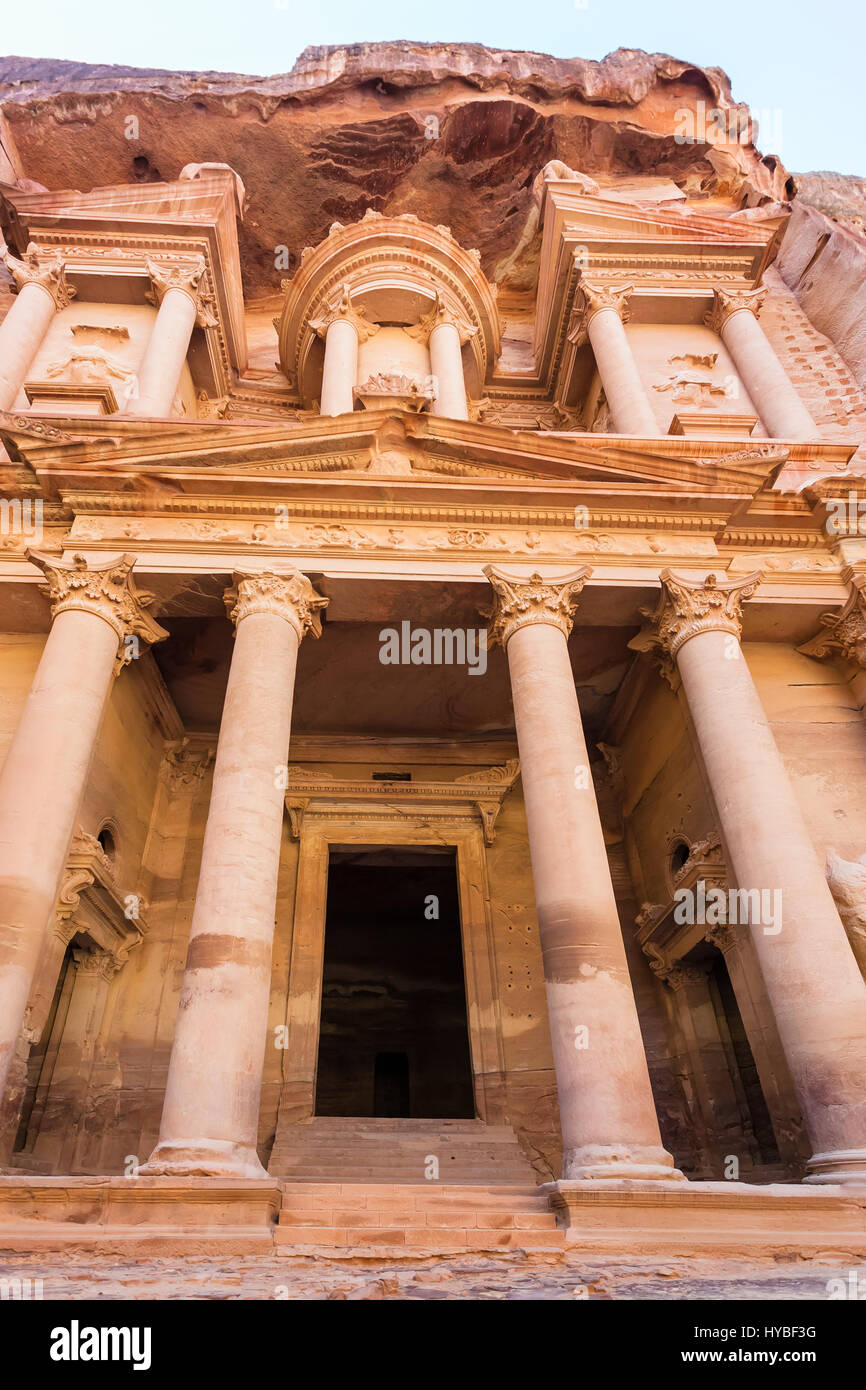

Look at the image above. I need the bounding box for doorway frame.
[274,816,509,1130]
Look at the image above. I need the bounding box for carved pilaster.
[310,282,379,344]
[26,551,168,661]
[3,243,76,310]
[640,569,762,664]
[798,568,866,667]
[406,292,478,347]
[145,255,218,329]
[704,285,767,335]
[482,565,590,648]
[567,281,634,346]
[224,569,329,640]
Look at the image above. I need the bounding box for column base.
[138,1138,269,1181]
[802,1149,866,1186]
[562,1143,685,1182]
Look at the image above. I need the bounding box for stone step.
[273,1225,566,1251]
[273,1179,566,1253]
[268,1118,538,1184]
[278,1182,550,1211]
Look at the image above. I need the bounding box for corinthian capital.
[798,568,866,667]
[704,285,767,335]
[483,565,590,647]
[3,243,76,310]
[146,255,218,328]
[225,569,329,640]
[567,281,633,346]
[641,569,762,663]
[310,282,379,344]
[26,551,168,656]
[406,292,478,347]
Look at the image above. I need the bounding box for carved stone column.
[705,287,816,440]
[312,285,379,417]
[142,569,327,1179]
[123,256,217,418]
[644,570,866,1183]
[567,281,660,436]
[0,553,166,1112]
[409,294,477,421]
[484,566,682,1182]
[0,245,76,410]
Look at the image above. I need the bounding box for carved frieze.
[284,761,520,845]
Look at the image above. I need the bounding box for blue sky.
[1,0,863,174]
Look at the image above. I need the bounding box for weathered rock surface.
[0,42,795,299]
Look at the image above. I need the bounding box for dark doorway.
[708,952,781,1166]
[315,847,475,1118]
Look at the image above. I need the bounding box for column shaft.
[319,318,359,416]
[586,309,660,436]
[720,309,816,439]
[429,320,469,420]
[0,283,57,410]
[142,570,326,1179]
[486,567,680,1182]
[676,628,866,1181]
[125,288,197,418]
[0,553,164,1110]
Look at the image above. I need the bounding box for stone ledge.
[543,1179,866,1256]
[0,1177,281,1254]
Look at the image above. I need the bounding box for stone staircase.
[267,1116,538,1184]
[268,1118,564,1252]
[274,1180,564,1252]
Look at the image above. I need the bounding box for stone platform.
[1,1175,866,1259]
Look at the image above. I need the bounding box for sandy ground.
[1,1248,861,1300]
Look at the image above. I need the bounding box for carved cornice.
[3,242,76,310]
[798,568,866,666]
[636,830,731,969]
[640,569,762,663]
[145,254,218,329]
[406,292,478,347]
[26,551,168,658]
[567,281,634,346]
[483,566,590,647]
[55,827,147,971]
[644,947,709,992]
[309,282,379,345]
[285,760,520,845]
[162,737,216,791]
[704,285,767,335]
[224,568,329,640]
